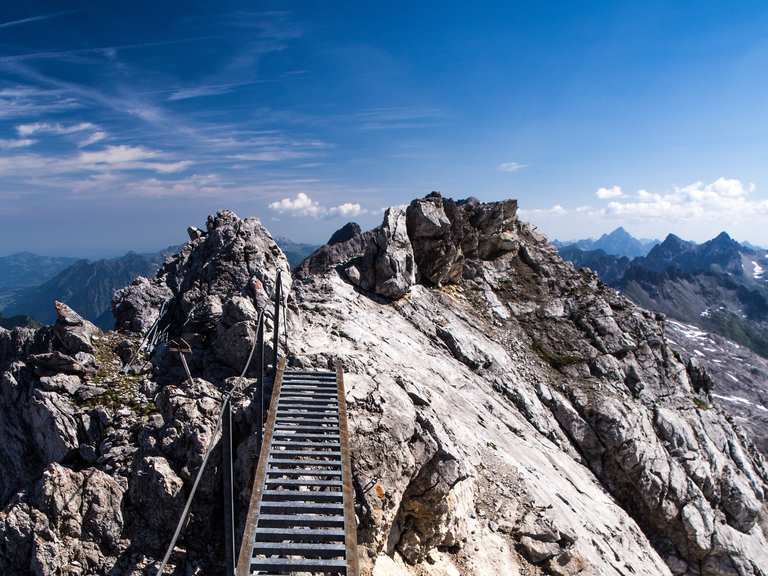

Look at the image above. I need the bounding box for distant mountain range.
[275,237,321,268]
[554,226,660,258]
[558,229,768,358]
[0,252,78,289]
[1,250,176,329]
[0,237,319,329]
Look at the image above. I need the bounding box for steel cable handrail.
[154,270,288,575]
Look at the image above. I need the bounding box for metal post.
[272,271,282,374]
[257,313,265,451]
[169,339,194,386]
[222,396,235,575]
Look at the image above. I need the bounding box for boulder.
[349,206,416,299]
[128,456,184,533]
[112,276,172,334]
[53,301,101,355]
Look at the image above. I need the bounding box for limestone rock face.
[346,207,416,299]
[292,193,768,576]
[1,199,766,576]
[112,276,173,334]
[0,464,125,575]
[53,301,101,354]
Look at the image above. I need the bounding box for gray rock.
[38,373,82,395]
[349,206,416,299]
[187,226,204,240]
[53,301,101,355]
[128,456,184,534]
[30,351,85,376]
[329,222,361,245]
[112,276,172,334]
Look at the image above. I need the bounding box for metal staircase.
[237,364,359,576]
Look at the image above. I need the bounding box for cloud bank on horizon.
[1,2,768,255]
[521,177,768,243]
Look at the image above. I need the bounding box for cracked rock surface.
[1,198,766,575]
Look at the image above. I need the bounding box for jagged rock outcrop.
[0,197,766,576]
[291,193,768,575]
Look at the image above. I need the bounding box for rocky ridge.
[0,195,766,575]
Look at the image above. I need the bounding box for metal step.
[259,501,344,514]
[253,527,345,542]
[272,432,340,439]
[269,458,342,467]
[279,396,337,403]
[272,441,341,449]
[277,405,338,413]
[267,468,342,477]
[269,450,341,458]
[257,514,345,528]
[250,558,346,574]
[264,478,343,487]
[252,541,346,558]
[262,490,343,502]
[282,380,337,387]
[276,416,338,423]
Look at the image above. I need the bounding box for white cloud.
[596,185,623,199]
[518,204,568,216]
[78,145,159,165]
[497,161,527,173]
[230,150,314,162]
[328,202,363,217]
[168,85,233,101]
[269,192,323,217]
[17,121,95,136]
[0,138,35,149]
[78,146,193,173]
[0,145,192,177]
[0,86,81,119]
[78,130,107,148]
[600,177,765,220]
[0,10,77,30]
[269,192,366,218]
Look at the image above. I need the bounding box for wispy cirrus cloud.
[0,145,192,176]
[230,150,315,162]
[0,37,218,64]
[0,85,80,118]
[168,84,238,101]
[0,10,77,30]
[497,161,527,173]
[16,121,95,136]
[355,107,445,130]
[269,192,365,218]
[0,138,35,149]
[78,130,107,148]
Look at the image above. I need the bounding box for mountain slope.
[560,232,768,359]
[556,226,659,258]
[664,319,768,455]
[274,236,321,268]
[4,249,174,328]
[0,199,765,575]
[557,245,631,284]
[0,252,78,289]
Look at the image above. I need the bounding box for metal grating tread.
[242,368,357,576]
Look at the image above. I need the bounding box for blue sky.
[2,1,768,256]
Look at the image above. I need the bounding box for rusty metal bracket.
[169,338,194,386]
